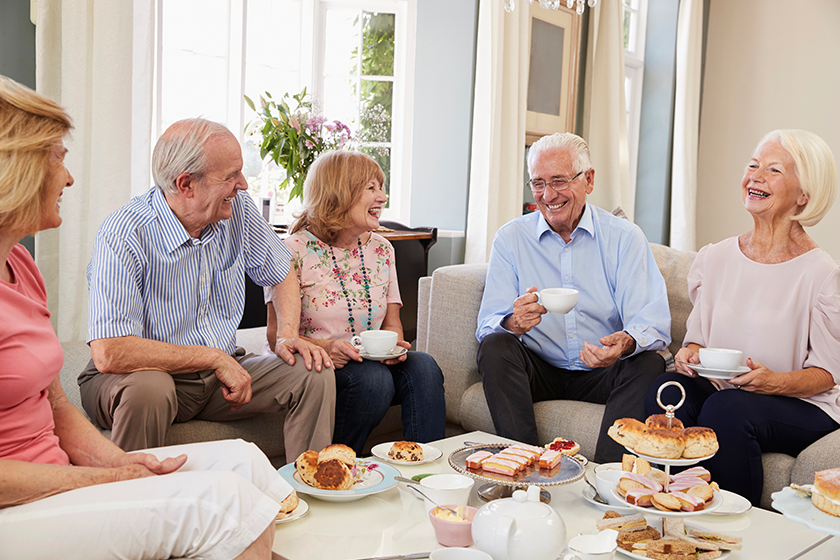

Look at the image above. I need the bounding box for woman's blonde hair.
[291,150,385,244]
[0,76,73,234]
[757,129,837,227]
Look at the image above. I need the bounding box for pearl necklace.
[329,237,373,335]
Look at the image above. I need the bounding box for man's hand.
[505,287,546,335]
[275,337,332,372]
[580,331,636,369]
[212,353,253,411]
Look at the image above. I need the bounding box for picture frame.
[525,3,582,145]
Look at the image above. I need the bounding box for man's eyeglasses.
[527,170,584,193]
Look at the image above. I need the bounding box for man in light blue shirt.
[80,118,335,461]
[476,132,670,462]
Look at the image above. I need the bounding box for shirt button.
[564,276,569,281]
[564,248,569,252]
[569,333,574,338]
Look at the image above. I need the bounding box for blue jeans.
[333,351,446,454]
[646,372,839,506]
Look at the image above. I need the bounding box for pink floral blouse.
[282,230,402,341]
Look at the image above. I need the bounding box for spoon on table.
[583,476,608,505]
[406,485,468,521]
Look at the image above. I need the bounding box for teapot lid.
[486,486,554,520]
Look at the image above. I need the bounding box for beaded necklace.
[329,237,373,335]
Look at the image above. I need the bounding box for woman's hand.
[675,346,701,377]
[112,452,188,477]
[382,340,411,365]
[326,339,362,369]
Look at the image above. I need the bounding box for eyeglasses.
[527,170,584,193]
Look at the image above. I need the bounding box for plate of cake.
[448,440,585,487]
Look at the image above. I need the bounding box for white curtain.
[464,0,530,264]
[669,0,703,251]
[35,0,154,342]
[580,1,632,220]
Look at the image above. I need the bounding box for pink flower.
[290,117,301,133]
[305,140,314,149]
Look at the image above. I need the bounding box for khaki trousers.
[78,349,335,460]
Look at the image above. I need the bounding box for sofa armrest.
[417,276,432,353]
[423,263,488,427]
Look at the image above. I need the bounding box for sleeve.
[803,267,840,383]
[475,229,521,341]
[682,244,709,348]
[86,231,145,343]
[383,240,402,306]
[240,193,293,287]
[613,226,671,356]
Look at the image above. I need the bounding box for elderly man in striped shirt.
[78,118,336,461]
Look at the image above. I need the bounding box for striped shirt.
[86,187,291,354]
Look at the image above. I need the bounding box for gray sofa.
[415,242,840,509]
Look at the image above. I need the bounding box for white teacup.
[419,474,475,515]
[699,348,743,371]
[565,530,618,560]
[594,464,625,507]
[351,330,398,355]
[537,288,579,314]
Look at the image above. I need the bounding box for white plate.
[623,446,715,466]
[275,498,309,524]
[677,360,751,379]
[278,458,399,503]
[370,442,443,465]
[582,484,637,514]
[772,486,840,537]
[360,346,408,361]
[710,489,752,515]
[615,521,732,560]
[610,482,723,517]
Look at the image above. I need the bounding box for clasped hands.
[506,286,634,368]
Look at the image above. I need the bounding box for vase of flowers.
[245,88,351,203]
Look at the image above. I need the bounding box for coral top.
[0,245,69,465]
[284,230,402,341]
[684,237,840,423]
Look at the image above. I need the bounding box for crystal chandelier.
[504,0,597,15]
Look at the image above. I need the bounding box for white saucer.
[772,486,840,537]
[360,346,408,361]
[710,489,752,515]
[581,484,637,514]
[275,498,309,524]
[677,360,750,379]
[370,442,443,465]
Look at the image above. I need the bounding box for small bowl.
[699,348,743,371]
[428,505,478,547]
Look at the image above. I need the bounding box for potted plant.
[245,88,352,202]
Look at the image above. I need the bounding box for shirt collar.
[535,203,595,241]
[150,187,194,253]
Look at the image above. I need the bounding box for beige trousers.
[78,349,335,460]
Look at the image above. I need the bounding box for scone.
[319,443,356,467]
[388,441,424,462]
[646,414,684,432]
[812,468,840,517]
[607,418,648,449]
[277,489,299,516]
[295,450,320,487]
[681,427,719,458]
[634,429,685,459]
[313,458,354,490]
[545,437,581,456]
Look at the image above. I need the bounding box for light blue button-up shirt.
[476,204,670,370]
[87,187,292,355]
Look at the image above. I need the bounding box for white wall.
[697,0,840,258]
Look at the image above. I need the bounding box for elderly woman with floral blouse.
[266,150,445,454]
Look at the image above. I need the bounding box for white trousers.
[0,439,292,560]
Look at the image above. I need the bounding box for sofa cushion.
[649,243,697,357]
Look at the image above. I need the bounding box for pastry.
[812,468,840,517]
[295,450,320,487]
[646,414,684,432]
[388,441,424,462]
[680,427,719,458]
[651,492,683,512]
[312,458,354,490]
[538,449,563,469]
[607,418,648,449]
[634,429,686,459]
[278,489,299,514]
[545,436,581,456]
[466,450,493,469]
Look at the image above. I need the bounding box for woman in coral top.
[266,150,445,454]
[646,130,840,506]
[0,76,292,560]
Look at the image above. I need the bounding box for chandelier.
[504,0,597,15]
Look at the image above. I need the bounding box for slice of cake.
[539,449,563,469]
[466,450,493,469]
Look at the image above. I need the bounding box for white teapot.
[471,485,566,560]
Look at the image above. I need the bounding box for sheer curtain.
[464,0,530,264]
[580,1,632,220]
[669,0,703,251]
[35,0,154,342]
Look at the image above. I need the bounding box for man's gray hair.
[527,132,593,175]
[152,118,232,194]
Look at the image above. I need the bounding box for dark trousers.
[477,332,665,463]
[646,372,840,506]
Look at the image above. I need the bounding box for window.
[622,0,648,194]
[155,0,415,223]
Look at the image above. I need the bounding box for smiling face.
[188,132,247,232]
[742,139,807,222]
[38,141,74,232]
[346,178,387,236]
[530,147,594,240]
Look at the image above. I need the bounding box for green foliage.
[244,88,351,201]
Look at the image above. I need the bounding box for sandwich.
[686,529,743,551]
[633,538,721,560]
[617,526,661,551]
[812,468,840,517]
[595,511,648,532]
